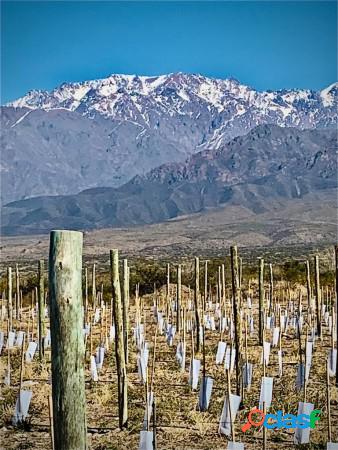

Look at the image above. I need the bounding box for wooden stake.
[194,257,201,353]
[92,264,96,310]
[327,360,332,441]
[221,263,225,304]
[166,262,170,301]
[191,328,195,363]
[177,264,182,332]
[259,258,264,346]
[7,319,11,386]
[15,264,20,320]
[263,402,267,450]
[239,257,243,290]
[314,255,321,338]
[150,328,158,393]
[7,267,12,331]
[48,395,55,450]
[269,264,273,315]
[18,333,25,417]
[38,260,45,360]
[84,267,88,321]
[49,230,87,449]
[204,260,208,311]
[152,398,157,450]
[110,249,128,429]
[306,260,311,312]
[230,245,241,396]
[226,368,235,442]
[122,258,129,364]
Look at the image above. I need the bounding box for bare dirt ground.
[0,278,337,450]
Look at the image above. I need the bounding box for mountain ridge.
[2,124,336,236]
[2,73,337,205]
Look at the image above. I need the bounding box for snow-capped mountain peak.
[2,73,337,205]
[320,82,338,107]
[7,73,337,134]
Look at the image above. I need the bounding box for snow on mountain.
[2,73,337,205]
[8,73,337,128]
[320,82,338,107]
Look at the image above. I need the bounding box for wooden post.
[84,267,88,320]
[49,230,87,450]
[166,263,170,300]
[7,320,11,386]
[230,245,241,396]
[259,258,265,346]
[218,266,222,305]
[314,255,321,338]
[269,263,273,315]
[194,257,201,353]
[221,263,225,304]
[18,333,25,417]
[7,267,12,331]
[204,260,208,311]
[152,398,157,450]
[15,264,20,320]
[177,264,182,332]
[239,257,243,290]
[122,258,129,364]
[38,260,45,360]
[48,395,55,450]
[226,369,235,442]
[327,361,332,441]
[92,264,96,309]
[263,402,267,450]
[110,249,128,429]
[20,290,23,316]
[306,260,311,311]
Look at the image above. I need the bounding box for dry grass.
[0,278,337,450]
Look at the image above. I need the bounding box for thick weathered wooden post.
[177,264,182,332]
[38,260,46,360]
[7,267,12,330]
[230,245,241,395]
[194,257,201,353]
[259,258,264,346]
[49,230,87,450]
[314,255,321,338]
[110,249,128,429]
[122,258,129,364]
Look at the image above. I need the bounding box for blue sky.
[1,1,337,103]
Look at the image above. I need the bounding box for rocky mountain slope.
[2,73,337,204]
[2,125,336,235]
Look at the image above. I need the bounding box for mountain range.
[2,124,336,236]
[1,73,337,206]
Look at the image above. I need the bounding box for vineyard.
[0,230,337,450]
